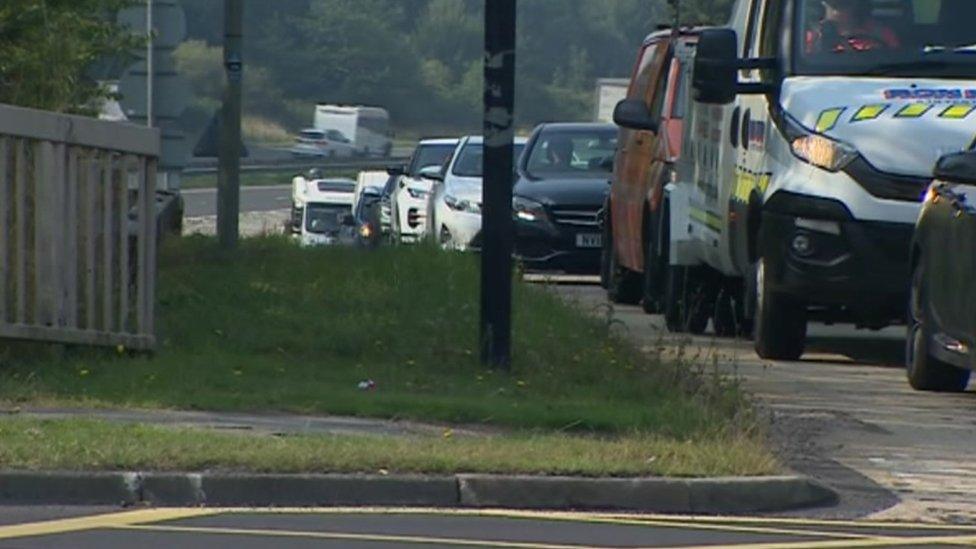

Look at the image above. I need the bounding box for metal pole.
[480,0,517,370]
[145,0,154,127]
[217,0,243,250]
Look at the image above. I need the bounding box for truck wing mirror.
[693,28,776,105]
[613,99,659,132]
[934,151,976,185]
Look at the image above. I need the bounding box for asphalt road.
[556,284,976,523]
[182,185,292,217]
[4,507,976,548]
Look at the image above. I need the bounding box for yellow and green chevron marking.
[815,102,976,128]
[940,104,976,119]
[815,108,845,132]
[851,104,889,122]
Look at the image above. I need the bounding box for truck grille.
[551,207,601,228]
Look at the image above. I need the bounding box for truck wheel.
[906,262,970,392]
[641,216,663,314]
[664,266,710,334]
[754,258,807,360]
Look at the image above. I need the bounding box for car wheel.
[663,266,710,334]
[753,257,807,360]
[906,262,970,392]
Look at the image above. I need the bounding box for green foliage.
[0,237,756,437]
[0,0,140,112]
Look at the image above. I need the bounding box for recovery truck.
[614,0,976,360]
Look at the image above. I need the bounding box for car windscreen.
[299,130,325,141]
[524,128,618,178]
[305,203,350,233]
[795,0,976,78]
[451,143,526,178]
[407,144,456,177]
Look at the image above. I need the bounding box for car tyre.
[641,213,663,315]
[663,266,710,334]
[906,262,970,392]
[753,257,807,360]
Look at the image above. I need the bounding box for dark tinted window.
[408,144,456,176]
[452,143,526,178]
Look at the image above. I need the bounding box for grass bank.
[0,418,776,477]
[0,237,774,476]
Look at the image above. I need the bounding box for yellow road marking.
[115,524,614,549]
[196,507,976,532]
[570,516,880,541]
[0,508,218,540]
[664,534,976,548]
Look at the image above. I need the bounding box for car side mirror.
[934,151,976,185]
[693,28,777,105]
[613,99,659,132]
[419,165,444,182]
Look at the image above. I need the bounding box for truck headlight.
[786,114,858,172]
[445,194,480,213]
[512,196,548,223]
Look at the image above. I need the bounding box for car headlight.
[786,114,858,172]
[407,187,429,200]
[512,196,548,223]
[445,194,481,214]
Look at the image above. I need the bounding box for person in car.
[807,0,900,53]
[545,136,575,170]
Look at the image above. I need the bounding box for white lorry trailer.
[616,0,976,360]
[314,104,392,157]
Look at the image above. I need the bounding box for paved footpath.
[555,284,976,524]
[4,507,976,548]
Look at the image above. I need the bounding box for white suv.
[425,136,527,251]
[391,138,458,244]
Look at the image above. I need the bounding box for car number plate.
[576,233,602,248]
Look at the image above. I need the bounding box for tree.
[0,0,139,112]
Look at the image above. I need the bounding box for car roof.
[535,122,616,132]
[461,136,529,146]
[418,138,460,146]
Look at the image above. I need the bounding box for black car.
[347,187,384,249]
[512,123,617,274]
[907,151,976,393]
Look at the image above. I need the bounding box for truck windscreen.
[794,0,976,78]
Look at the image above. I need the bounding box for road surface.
[556,284,976,523]
[182,185,292,218]
[3,507,976,548]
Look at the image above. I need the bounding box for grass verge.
[0,418,777,477]
[0,237,775,476]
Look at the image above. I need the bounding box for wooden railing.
[0,103,160,350]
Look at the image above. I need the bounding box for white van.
[615,0,976,360]
[314,104,392,157]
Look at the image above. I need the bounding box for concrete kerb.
[0,472,836,512]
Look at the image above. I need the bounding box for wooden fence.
[0,103,160,350]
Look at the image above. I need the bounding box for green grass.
[0,236,773,476]
[0,418,777,477]
[181,169,359,190]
